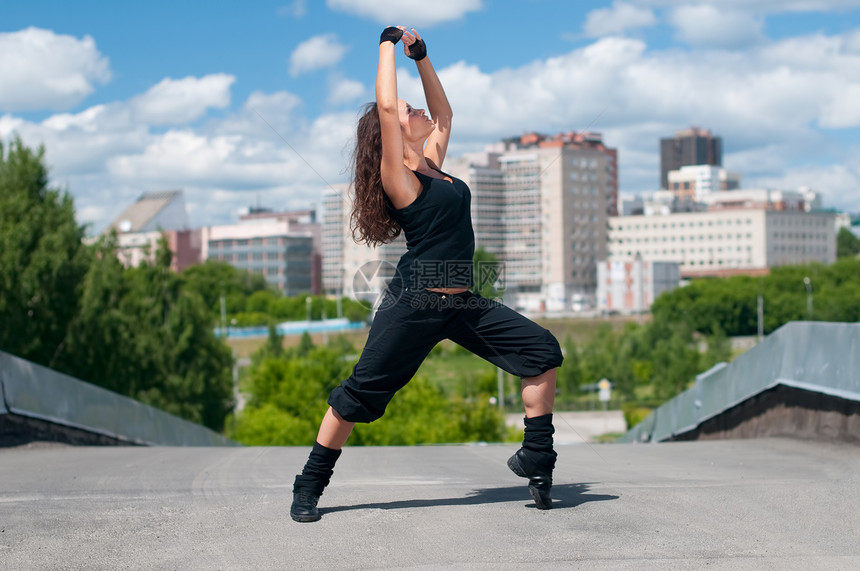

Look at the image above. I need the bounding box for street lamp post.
[803,277,813,320]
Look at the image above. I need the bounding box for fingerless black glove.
[407,38,427,61]
[380,26,403,45]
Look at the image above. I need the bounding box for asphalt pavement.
[1,438,859,570]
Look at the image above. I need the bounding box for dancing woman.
[291,26,563,522]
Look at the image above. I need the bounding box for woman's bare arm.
[403,29,452,168]
[377,28,420,209]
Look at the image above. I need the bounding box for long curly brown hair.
[349,102,402,247]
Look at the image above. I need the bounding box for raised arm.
[402,29,452,169]
[376,27,420,209]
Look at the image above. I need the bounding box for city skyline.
[2,0,859,233]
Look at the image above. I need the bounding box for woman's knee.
[537,329,564,369]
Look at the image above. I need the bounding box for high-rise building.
[320,132,617,312]
[447,132,616,312]
[660,127,722,189]
[321,184,405,299]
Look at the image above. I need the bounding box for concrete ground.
[1,438,859,570]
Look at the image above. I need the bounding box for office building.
[202,221,313,296]
[608,208,837,278]
[236,207,322,294]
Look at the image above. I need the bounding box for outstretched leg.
[508,368,558,510]
[290,408,355,523]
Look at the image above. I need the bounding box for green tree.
[649,324,701,401]
[230,343,512,446]
[579,322,617,387]
[61,234,235,431]
[557,336,583,398]
[837,227,860,259]
[230,344,350,445]
[350,376,509,445]
[0,137,89,365]
[181,260,268,316]
[472,247,503,298]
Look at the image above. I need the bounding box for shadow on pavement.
[322,483,618,514]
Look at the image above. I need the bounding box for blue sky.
[2,0,859,232]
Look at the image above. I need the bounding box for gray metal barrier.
[620,321,860,443]
[0,350,238,446]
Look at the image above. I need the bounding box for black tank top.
[388,170,475,289]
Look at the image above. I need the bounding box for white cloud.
[289,34,349,76]
[821,86,860,128]
[130,74,235,125]
[233,90,304,136]
[670,5,765,48]
[277,0,307,18]
[0,27,111,112]
[746,162,860,212]
[584,2,657,37]
[6,20,860,232]
[843,28,860,54]
[327,77,366,105]
[634,0,860,13]
[326,0,482,27]
[391,29,860,212]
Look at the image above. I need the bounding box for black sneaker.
[290,490,321,522]
[507,448,553,510]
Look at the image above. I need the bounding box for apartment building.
[608,208,837,277]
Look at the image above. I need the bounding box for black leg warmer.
[522,413,557,468]
[293,441,342,495]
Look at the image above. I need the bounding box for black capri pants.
[328,285,564,423]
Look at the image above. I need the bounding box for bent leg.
[445,295,562,510]
[446,295,563,380]
[522,367,557,417]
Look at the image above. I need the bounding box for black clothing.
[293,442,342,495]
[327,285,563,423]
[388,171,475,289]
